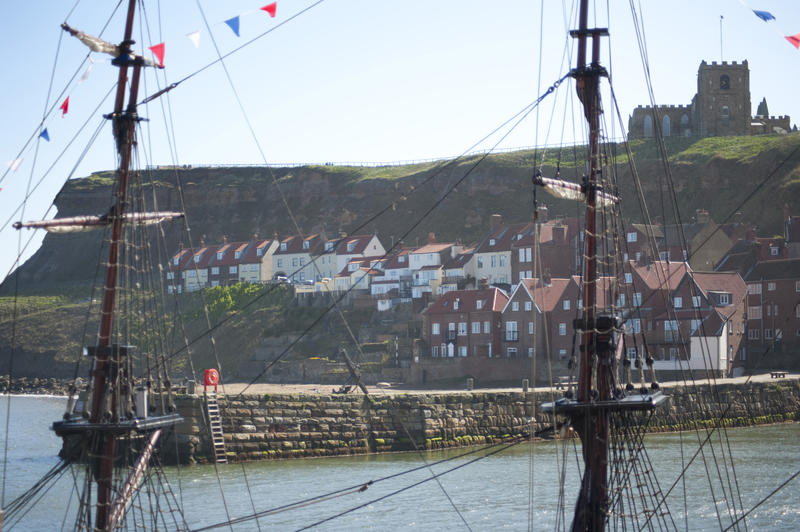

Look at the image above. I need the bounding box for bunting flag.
[786,33,800,49]
[149,42,165,67]
[79,58,93,83]
[752,10,775,22]
[225,16,241,36]
[40,128,50,142]
[187,30,201,48]
[261,3,277,17]
[59,96,69,116]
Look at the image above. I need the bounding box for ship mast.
[571,0,611,529]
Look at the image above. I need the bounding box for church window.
[720,74,730,89]
[643,115,653,137]
[662,115,671,137]
[721,105,730,119]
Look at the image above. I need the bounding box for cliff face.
[12,135,800,287]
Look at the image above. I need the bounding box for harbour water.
[2,395,798,530]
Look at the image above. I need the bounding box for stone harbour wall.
[168,378,800,464]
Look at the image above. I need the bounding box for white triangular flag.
[7,159,23,172]
[79,57,94,83]
[187,31,201,48]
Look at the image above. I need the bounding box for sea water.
[2,395,798,531]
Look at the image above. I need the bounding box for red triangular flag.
[149,43,165,67]
[60,96,69,116]
[261,2,277,17]
[786,33,800,49]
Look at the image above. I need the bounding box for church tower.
[694,60,751,136]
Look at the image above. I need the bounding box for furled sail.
[61,22,163,68]
[534,175,618,208]
[13,211,184,233]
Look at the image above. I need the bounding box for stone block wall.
[170,379,799,464]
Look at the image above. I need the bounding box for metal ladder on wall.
[204,392,228,464]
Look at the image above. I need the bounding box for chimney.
[490,214,502,231]
[479,277,489,288]
[253,232,259,240]
[222,235,228,244]
[695,209,710,224]
[537,204,548,222]
[427,232,436,244]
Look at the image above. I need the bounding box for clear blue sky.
[1,0,799,279]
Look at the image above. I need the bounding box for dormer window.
[173,257,180,265]
[325,242,333,251]
[454,299,460,310]
[349,263,359,272]
[235,251,242,259]
[476,300,483,310]
[489,239,496,246]
[399,256,406,263]
[194,255,200,263]
[280,242,287,251]
[257,248,263,256]
[347,242,356,252]
[624,273,632,284]
[303,241,310,250]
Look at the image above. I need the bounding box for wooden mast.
[571,0,611,530]
[89,0,141,528]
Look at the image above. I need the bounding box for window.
[235,250,242,259]
[302,241,310,250]
[489,239,496,246]
[633,293,642,307]
[477,257,484,268]
[578,299,583,309]
[512,302,519,312]
[300,258,305,266]
[623,253,629,262]
[187,270,196,277]
[507,347,518,358]
[491,256,497,267]
[432,323,440,335]
[674,296,683,308]
[472,322,481,334]
[292,258,299,267]
[459,346,467,357]
[166,272,174,279]
[635,252,641,261]
[764,329,773,340]
[617,293,626,307]
[729,321,734,335]
[483,321,490,334]
[665,320,679,342]
[770,247,779,256]
[257,248,263,256]
[528,348,534,358]
[720,74,730,89]
[563,299,571,310]
[280,242,287,251]
[692,296,701,308]
[559,323,566,336]
[347,242,355,252]
[690,319,701,334]
[669,347,679,361]
[210,266,219,275]
[719,293,731,305]
[748,329,760,340]
[524,301,532,311]
[518,248,525,262]
[499,256,506,267]
[432,345,439,357]
[229,266,237,274]
[559,349,567,359]
[528,322,533,334]
[630,319,641,334]
[626,232,638,243]
[659,251,671,261]
[767,282,776,291]
[194,255,200,263]
[173,257,180,265]
[476,300,484,310]
[748,306,762,320]
[624,273,632,284]
[748,283,762,295]
[211,280,219,287]
[505,321,518,341]
[627,347,637,359]
[217,251,224,260]
[721,105,730,119]
[276,259,283,268]
[796,281,800,292]
[453,299,459,310]
[458,322,467,336]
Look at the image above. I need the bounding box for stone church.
[628,60,791,139]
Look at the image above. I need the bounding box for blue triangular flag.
[40,128,50,142]
[753,10,775,22]
[225,16,240,37]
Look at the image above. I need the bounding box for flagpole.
[720,15,724,61]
